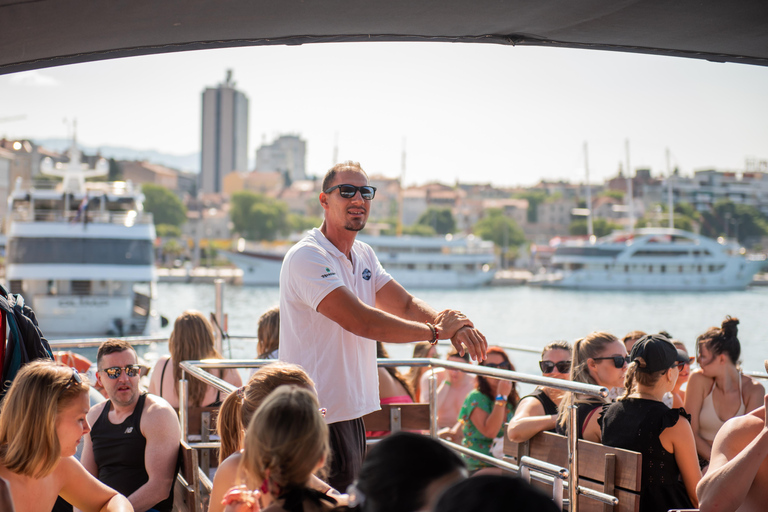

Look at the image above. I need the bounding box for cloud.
[9,70,60,87]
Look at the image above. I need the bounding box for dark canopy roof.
[2,0,767,75]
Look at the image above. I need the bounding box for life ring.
[53,351,93,374]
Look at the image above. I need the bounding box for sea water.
[154,282,768,384]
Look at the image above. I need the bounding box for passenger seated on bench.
[684,316,764,465]
[671,340,692,404]
[433,474,559,512]
[556,331,627,442]
[696,360,768,512]
[220,386,336,512]
[623,330,646,354]
[366,343,414,438]
[148,310,242,409]
[507,340,571,443]
[256,306,280,360]
[211,363,342,512]
[600,334,701,512]
[428,349,477,442]
[406,342,438,403]
[0,361,132,512]
[457,346,518,474]
[336,432,467,512]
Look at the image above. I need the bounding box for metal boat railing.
[178,357,615,512]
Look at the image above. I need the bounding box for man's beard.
[344,219,367,232]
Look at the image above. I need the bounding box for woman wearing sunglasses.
[600,334,701,512]
[507,341,571,443]
[457,347,519,474]
[0,361,132,512]
[556,331,628,442]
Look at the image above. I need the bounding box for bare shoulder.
[142,394,181,432]
[743,374,765,397]
[686,370,712,393]
[87,399,108,423]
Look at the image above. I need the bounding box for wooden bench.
[362,403,431,435]
[504,431,642,512]
[174,439,214,512]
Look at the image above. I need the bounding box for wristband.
[495,394,506,403]
[444,380,452,387]
[426,323,439,345]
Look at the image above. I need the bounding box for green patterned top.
[458,389,515,471]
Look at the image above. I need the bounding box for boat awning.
[1,0,767,75]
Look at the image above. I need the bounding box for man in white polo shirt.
[280,161,487,491]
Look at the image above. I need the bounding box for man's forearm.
[127,478,174,512]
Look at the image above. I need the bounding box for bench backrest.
[504,431,642,512]
[362,403,430,433]
[174,439,201,512]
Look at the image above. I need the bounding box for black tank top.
[91,393,174,512]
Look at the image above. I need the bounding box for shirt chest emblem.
[124,426,134,434]
[321,267,336,278]
[362,268,372,280]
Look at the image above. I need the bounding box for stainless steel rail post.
[429,361,437,438]
[179,372,189,441]
[567,395,579,512]
[214,279,224,354]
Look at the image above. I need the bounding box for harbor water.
[153,282,768,385]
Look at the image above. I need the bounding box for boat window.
[661,265,666,273]
[407,264,415,270]
[649,266,653,273]
[71,280,92,296]
[465,264,474,271]
[7,238,154,266]
[631,250,688,257]
[698,265,702,273]
[9,280,22,294]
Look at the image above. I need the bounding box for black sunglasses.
[482,361,511,370]
[101,365,141,379]
[539,360,571,374]
[592,355,630,369]
[324,184,377,200]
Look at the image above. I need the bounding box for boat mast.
[666,147,674,229]
[397,138,406,237]
[626,139,635,232]
[584,142,594,241]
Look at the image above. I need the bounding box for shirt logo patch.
[362,269,372,280]
[321,267,336,278]
[124,427,133,434]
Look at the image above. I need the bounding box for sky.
[1,42,767,187]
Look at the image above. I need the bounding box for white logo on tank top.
[124,427,133,434]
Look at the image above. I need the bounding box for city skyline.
[1,42,767,187]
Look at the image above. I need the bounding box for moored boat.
[4,140,158,336]
[529,228,766,291]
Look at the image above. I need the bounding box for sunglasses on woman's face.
[592,355,630,369]
[482,361,511,370]
[539,360,571,374]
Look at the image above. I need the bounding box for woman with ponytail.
[211,363,342,512]
[221,386,336,512]
[684,316,764,463]
[556,332,628,442]
[600,334,701,512]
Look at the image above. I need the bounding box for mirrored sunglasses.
[593,355,630,369]
[66,368,83,388]
[101,365,141,379]
[323,184,377,200]
[539,360,571,374]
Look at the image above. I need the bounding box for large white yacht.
[529,228,766,291]
[5,141,157,336]
[223,232,496,288]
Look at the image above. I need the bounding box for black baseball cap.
[630,333,678,373]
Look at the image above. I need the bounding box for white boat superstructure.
[529,228,766,291]
[5,141,157,336]
[224,233,496,288]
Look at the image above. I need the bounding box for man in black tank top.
[81,340,181,512]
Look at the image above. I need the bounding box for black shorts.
[327,417,366,493]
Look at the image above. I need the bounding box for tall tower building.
[200,70,249,194]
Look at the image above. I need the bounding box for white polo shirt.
[279,228,392,424]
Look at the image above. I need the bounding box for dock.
[156,267,243,284]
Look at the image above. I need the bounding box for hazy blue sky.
[1,42,767,186]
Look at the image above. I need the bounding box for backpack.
[0,283,53,399]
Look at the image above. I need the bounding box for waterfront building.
[255,134,306,182]
[200,70,249,194]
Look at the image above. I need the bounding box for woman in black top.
[507,341,571,442]
[600,334,701,512]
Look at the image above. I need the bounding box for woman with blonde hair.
[0,360,132,512]
[406,342,438,403]
[149,310,242,408]
[211,363,341,512]
[221,386,336,512]
[556,331,628,442]
[684,316,764,463]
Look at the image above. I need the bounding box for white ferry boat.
[5,141,157,336]
[529,228,766,291]
[223,233,496,288]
